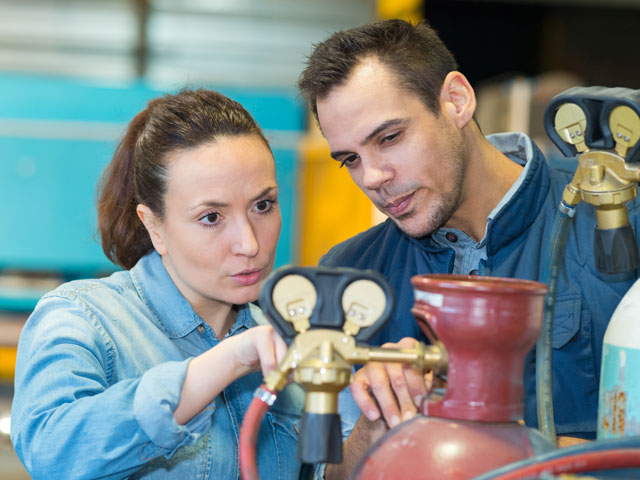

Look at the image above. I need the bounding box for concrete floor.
[0,385,29,479]
[0,446,30,480]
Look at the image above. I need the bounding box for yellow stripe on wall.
[0,346,17,381]
[377,0,423,22]
[297,122,377,266]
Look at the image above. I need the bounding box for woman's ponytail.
[97,108,153,270]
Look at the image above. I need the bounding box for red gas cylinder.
[352,274,551,480]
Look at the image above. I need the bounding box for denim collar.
[130,251,254,339]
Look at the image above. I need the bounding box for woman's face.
[142,134,281,314]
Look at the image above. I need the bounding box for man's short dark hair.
[298,19,458,120]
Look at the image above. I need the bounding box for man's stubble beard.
[395,134,469,239]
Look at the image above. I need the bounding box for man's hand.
[351,337,430,427]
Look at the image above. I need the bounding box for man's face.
[316,58,468,238]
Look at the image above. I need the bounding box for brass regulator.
[544,87,640,273]
[258,266,447,464]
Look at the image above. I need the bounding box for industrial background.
[0,0,639,477]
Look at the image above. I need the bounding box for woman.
[11,89,304,479]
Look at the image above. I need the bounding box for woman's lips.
[231,269,262,286]
[385,192,415,216]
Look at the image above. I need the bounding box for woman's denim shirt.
[11,251,304,479]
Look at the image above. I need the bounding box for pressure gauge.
[259,265,395,344]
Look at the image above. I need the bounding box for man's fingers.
[385,362,417,423]
[404,365,429,408]
[366,363,404,427]
[381,337,426,413]
[351,337,428,428]
[351,371,381,422]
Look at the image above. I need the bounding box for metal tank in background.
[598,277,640,439]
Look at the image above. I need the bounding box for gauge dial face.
[610,105,640,149]
[554,103,587,146]
[342,279,386,327]
[273,274,317,326]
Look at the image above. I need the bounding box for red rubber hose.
[239,385,276,480]
[489,449,640,480]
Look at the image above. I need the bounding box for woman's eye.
[339,154,359,168]
[200,212,220,225]
[255,199,274,213]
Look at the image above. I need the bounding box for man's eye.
[382,132,400,143]
[340,154,359,168]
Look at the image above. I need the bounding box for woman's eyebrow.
[190,186,278,211]
[250,186,278,203]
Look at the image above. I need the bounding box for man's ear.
[136,204,168,255]
[439,71,476,129]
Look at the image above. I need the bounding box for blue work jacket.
[321,134,640,438]
[11,251,304,479]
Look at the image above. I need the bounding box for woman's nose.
[231,219,260,257]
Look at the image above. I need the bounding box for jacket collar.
[485,135,551,255]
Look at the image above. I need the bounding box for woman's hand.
[232,325,288,377]
[174,325,288,424]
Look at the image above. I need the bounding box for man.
[297,18,640,477]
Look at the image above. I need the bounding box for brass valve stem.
[263,345,297,392]
[353,341,448,376]
[562,172,584,207]
[263,331,448,418]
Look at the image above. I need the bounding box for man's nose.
[361,157,393,190]
[231,219,260,257]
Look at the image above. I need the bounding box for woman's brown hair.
[97,88,270,270]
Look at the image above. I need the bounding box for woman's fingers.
[252,325,279,377]
[273,330,288,365]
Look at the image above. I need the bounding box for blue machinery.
[0,73,304,311]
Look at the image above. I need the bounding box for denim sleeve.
[11,295,212,480]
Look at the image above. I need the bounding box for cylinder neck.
[411,274,547,422]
